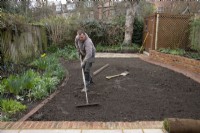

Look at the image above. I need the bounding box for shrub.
[81,20,107,45]
[158,48,185,56]
[96,44,139,52]
[190,18,200,52]
[55,46,78,60]
[40,15,79,46]
[132,18,144,45]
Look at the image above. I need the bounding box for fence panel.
[157,14,191,50]
[144,13,192,52]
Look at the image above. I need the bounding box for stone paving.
[4,52,198,133]
[0,129,166,133]
[0,121,166,132]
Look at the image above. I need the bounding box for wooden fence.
[143,13,192,52]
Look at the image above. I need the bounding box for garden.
[0,2,200,132]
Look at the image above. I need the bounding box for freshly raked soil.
[28,58,200,121]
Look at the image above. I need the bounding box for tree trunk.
[123,1,138,45]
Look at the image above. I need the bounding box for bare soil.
[28,58,200,122]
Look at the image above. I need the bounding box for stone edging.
[140,54,200,84]
[149,50,200,74]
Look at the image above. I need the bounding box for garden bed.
[25,58,200,121]
[150,50,200,74]
[96,44,140,53]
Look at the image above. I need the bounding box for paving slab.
[143,129,164,133]
[0,130,20,133]
[82,130,122,133]
[123,129,143,133]
[20,129,81,133]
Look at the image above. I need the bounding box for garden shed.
[143,13,192,52]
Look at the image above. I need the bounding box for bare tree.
[123,0,139,45]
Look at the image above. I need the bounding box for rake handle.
[80,56,89,104]
[106,74,122,79]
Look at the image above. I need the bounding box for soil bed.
[28,58,200,121]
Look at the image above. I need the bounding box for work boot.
[81,80,90,92]
[90,78,94,84]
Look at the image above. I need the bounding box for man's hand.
[80,51,85,56]
[77,49,81,55]
[81,61,85,68]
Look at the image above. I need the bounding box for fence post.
[155,13,160,50]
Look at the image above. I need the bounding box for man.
[75,30,96,92]
[75,30,89,55]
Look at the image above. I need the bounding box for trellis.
[143,13,192,52]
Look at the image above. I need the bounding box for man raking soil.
[75,30,99,107]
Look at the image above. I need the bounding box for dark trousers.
[83,62,93,86]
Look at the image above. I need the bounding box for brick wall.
[149,50,200,74]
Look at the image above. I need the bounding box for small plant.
[0,114,11,121]
[55,46,78,60]
[158,48,185,56]
[163,119,170,132]
[3,75,23,95]
[21,70,38,90]
[0,84,5,96]
[96,44,139,53]
[185,52,200,60]
[30,57,49,70]
[0,99,26,116]
[43,76,59,93]
[47,45,58,53]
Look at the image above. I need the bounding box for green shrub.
[47,45,59,53]
[29,75,59,100]
[132,18,144,45]
[158,48,185,56]
[40,15,79,46]
[48,65,65,80]
[21,70,38,90]
[158,48,200,60]
[43,76,59,93]
[30,80,48,100]
[96,44,139,52]
[2,70,41,96]
[185,52,200,60]
[55,46,78,60]
[0,99,26,116]
[81,20,107,45]
[190,18,200,52]
[31,55,59,70]
[0,115,10,121]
